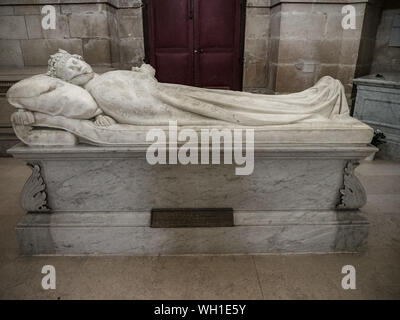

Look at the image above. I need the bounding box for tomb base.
[17,210,368,255]
[8,143,375,255]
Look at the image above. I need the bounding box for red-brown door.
[145,0,244,90]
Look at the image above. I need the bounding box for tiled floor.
[0,157,399,299]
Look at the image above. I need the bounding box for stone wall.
[244,0,385,97]
[371,0,400,73]
[243,1,270,93]
[354,3,382,78]
[270,2,382,97]
[267,4,281,93]
[114,6,145,69]
[0,0,385,94]
[0,0,145,69]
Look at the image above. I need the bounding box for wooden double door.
[145,0,244,90]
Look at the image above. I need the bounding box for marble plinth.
[17,211,368,255]
[8,143,375,255]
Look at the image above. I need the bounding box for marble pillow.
[7,74,100,119]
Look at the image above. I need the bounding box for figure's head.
[47,49,94,85]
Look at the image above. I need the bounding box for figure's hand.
[11,110,35,126]
[94,114,116,127]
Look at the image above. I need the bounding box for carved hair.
[47,49,84,78]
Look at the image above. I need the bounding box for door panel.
[155,52,192,84]
[194,0,241,90]
[147,0,194,85]
[197,0,237,49]
[153,0,189,48]
[198,53,234,89]
[146,0,243,90]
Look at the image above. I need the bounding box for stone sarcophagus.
[6,49,376,255]
[8,121,375,255]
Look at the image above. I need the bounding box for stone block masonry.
[271,2,379,96]
[0,1,145,68]
[0,0,394,96]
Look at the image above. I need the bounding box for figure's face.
[60,56,94,86]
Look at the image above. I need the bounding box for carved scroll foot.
[21,163,51,213]
[337,160,367,210]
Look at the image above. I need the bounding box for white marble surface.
[17,210,365,227]
[8,143,375,213]
[9,143,372,255]
[9,49,353,126]
[30,113,374,146]
[7,49,374,146]
[7,74,100,119]
[9,142,376,157]
[30,158,346,211]
[17,210,368,255]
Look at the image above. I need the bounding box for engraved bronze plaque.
[151,208,234,228]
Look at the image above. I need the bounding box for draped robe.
[84,69,349,126]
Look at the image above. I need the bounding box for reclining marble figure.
[6,49,377,255]
[8,49,362,145]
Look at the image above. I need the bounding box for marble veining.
[37,158,346,212]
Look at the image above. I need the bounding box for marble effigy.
[7,49,360,146]
[6,50,377,255]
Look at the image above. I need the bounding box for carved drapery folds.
[337,160,367,210]
[21,163,51,213]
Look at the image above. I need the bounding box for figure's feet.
[11,110,35,126]
[139,64,156,77]
[132,64,156,77]
[94,114,116,127]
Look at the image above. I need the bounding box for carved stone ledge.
[337,160,367,210]
[21,163,51,213]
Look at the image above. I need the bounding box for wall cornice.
[0,0,142,9]
[247,0,380,8]
[0,0,381,9]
